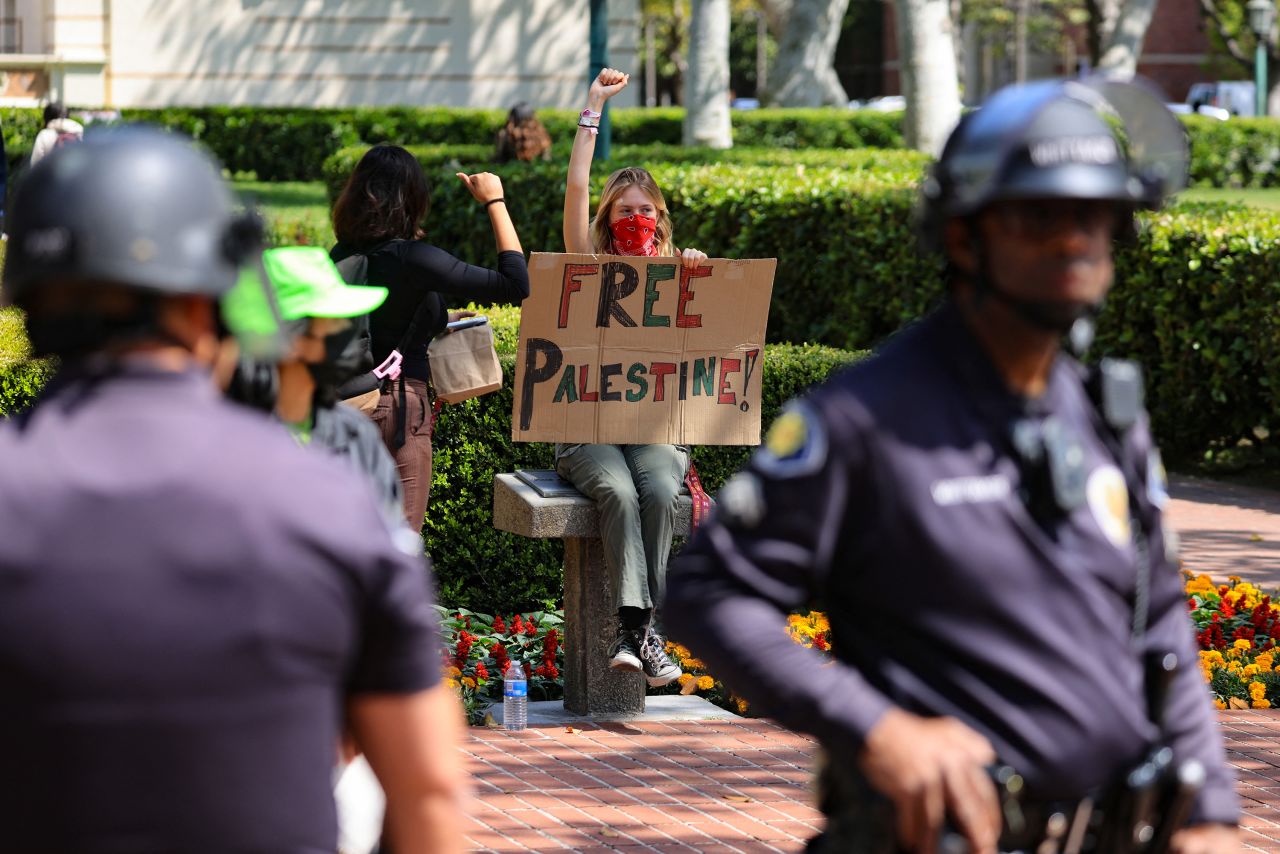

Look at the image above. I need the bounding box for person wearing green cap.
[258,245,404,520]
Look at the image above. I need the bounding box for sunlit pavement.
[457,476,1280,852]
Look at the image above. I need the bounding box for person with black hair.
[0,127,465,854]
[665,79,1238,854]
[249,245,404,521]
[495,101,553,163]
[330,144,529,528]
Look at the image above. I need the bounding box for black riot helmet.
[2,125,286,361]
[3,125,260,306]
[919,77,1188,337]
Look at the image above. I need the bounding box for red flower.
[512,614,525,635]
[493,615,506,634]
[813,634,830,651]
[475,662,489,681]
[1233,626,1256,642]
[524,619,538,637]
[455,630,474,663]
[491,643,510,672]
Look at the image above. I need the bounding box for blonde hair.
[590,167,675,255]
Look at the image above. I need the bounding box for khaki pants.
[555,443,689,611]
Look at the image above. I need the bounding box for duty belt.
[812,753,1205,854]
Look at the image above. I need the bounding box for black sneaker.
[638,628,682,688]
[607,624,643,672]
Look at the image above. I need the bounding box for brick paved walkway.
[1168,475,1280,589]
[459,476,1280,853]
[464,714,1280,853]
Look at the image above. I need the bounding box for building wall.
[880,0,1215,104]
[0,0,640,108]
[1136,0,1216,102]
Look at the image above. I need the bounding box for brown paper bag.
[342,387,382,414]
[427,320,503,404]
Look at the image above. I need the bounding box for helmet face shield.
[922,76,1189,246]
[1076,76,1189,203]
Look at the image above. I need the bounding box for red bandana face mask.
[608,213,659,256]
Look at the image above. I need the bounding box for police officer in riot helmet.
[664,79,1239,854]
[0,128,465,852]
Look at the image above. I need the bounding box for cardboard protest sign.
[513,253,776,446]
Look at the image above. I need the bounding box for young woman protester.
[559,68,707,688]
[330,145,529,528]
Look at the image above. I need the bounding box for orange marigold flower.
[677,673,694,686]
[1254,698,1272,709]
[696,675,715,691]
[1214,698,1227,710]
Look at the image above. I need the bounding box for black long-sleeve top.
[329,241,528,382]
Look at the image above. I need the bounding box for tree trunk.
[1096,0,1159,77]
[684,0,733,147]
[757,0,794,38]
[895,0,962,155]
[764,0,850,107]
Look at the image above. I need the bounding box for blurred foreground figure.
[0,128,465,854]
[665,80,1239,854]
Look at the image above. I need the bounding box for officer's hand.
[1170,823,1239,853]
[859,708,1000,854]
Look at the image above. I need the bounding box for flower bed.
[1187,573,1280,709]
[439,577,1271,722]
[435,606,565,724]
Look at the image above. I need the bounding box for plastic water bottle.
[503,661,527,731]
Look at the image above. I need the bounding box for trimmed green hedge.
[10,106,1280,188]
[1104,203,1280,455]
[1184,115,1280,188]
[320,142,930,201]
[427,303,862,611]
[0,107,902,183]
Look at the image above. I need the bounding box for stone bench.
[493,470,694,718]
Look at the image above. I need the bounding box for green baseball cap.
[262,246,388,320]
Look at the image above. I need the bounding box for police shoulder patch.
[755,402,827,478]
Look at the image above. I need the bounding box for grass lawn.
[231,179,332,246]
[1176,187,1280,209]
[0,307,29,369]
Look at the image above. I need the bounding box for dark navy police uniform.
[0,362,442,853]
[665,301,1239,839]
